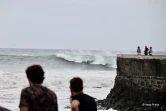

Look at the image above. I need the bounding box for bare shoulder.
[71,100,80,111]
[71,100,80,108]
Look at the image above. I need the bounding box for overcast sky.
[0,0,166,51]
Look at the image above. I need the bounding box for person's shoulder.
[71,100,80,109]
[21,86,32,92]
[21,85,43,94]
[84,93,92,97]
[45,87,58,102]
[81,94,95,100]
[20,86,34,97]
[45,87,57,97]
[85,94,96,101]
[0,106,10,111]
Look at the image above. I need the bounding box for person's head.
[138,46,140,49]
[26,65,45,84]
[150,47,152,49]
[70,77,83,94]
[145,46,147,48]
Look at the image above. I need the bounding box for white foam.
[0,69,117,111]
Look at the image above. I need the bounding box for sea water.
[0,48,127,111]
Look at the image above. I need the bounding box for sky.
[0,0,166,51]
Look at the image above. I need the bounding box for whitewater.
[0,48,121,111]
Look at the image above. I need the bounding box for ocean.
[1,48,164,111]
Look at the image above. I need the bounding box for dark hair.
[70,77,83,92]
[26,65,45,84]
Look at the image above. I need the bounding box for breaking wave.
[55,53,115,67]
[0,53,117,70]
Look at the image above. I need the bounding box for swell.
[0,54,116,69]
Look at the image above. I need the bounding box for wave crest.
[55,53,116,68]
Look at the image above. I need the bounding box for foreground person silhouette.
[70,77,97,111]
[0,106,10,111]
[19,65,58,111]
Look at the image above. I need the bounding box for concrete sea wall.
[98,55,166,111]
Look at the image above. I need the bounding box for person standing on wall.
[137,46,141,55]
[149,47,153,56]
[144,46,149,56]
